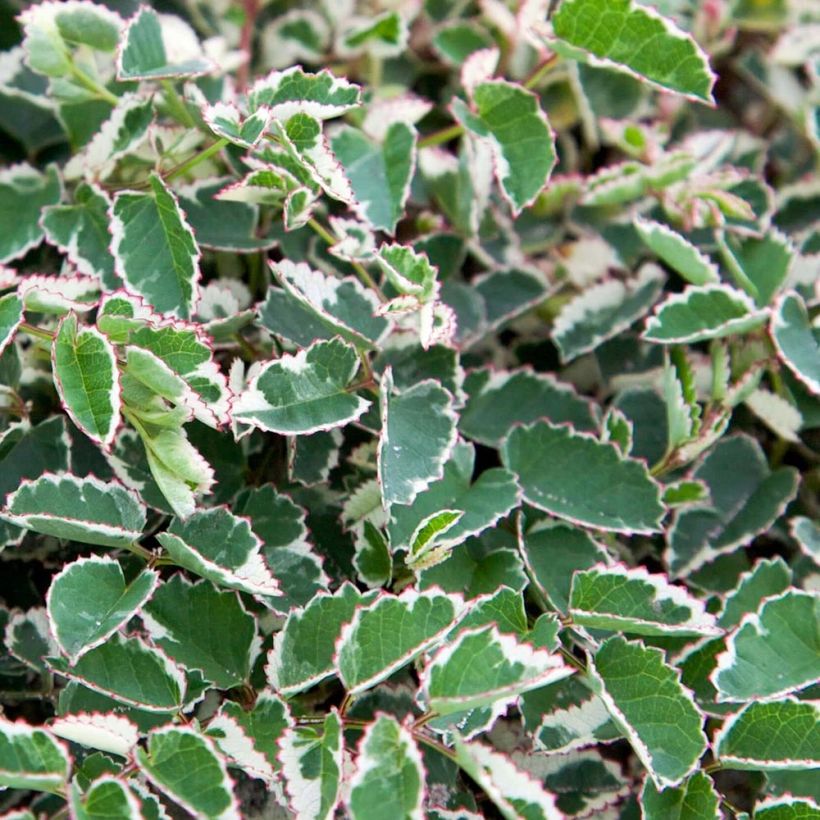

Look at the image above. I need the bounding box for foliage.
[0,0,817,817]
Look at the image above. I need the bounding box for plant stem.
[307,217,337,246]
[523,54,559,90]
[161,79,197,129]
[418,123,464,149]
[237,0,260,92]
[165,137,230,182]
[68,63,120,106]
[19,322,54,342]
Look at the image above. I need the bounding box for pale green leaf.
[719,231,794,307]
[712,590,820,702]
[342,11,408,57]
[117,7,212,80]
[569,563,719,636]
[248,66,361,120]
[407,509,464,571]
[69,776,142,820]
[502,420,665,534]
[771,292,820,396]
[53,312,120,448]
[640,771,720,820]
[47,555,158,661]
[348,715,424,820]
[203,102,271,148]
[111,173,200,318]
[715,699,820,770]
[663,480,710,506]
[452,80,555,214]
[137,727,238,819]
[754,796,820,819]
[551,0,716,102]
[19,273,99,315]
[280,711,343,820]
[336,588,463,695]
[378,368,458,507]
[635,218,720,286]
[268,583,377,695]
[744,388,803,443]
[717,557,792,629]
[353,520,393,587]
[590,636,707,788]
[0,163,61,263]
[5,607,59,673]
[0,719,69,793]
[142,575,256,689]
[233,338,369,435]
[51,712,138,757]
[156,507,281,598]
[643,284,767,344]
[48,631,186,712]
[1,473,146,548]
[331,122,416,233]
[791,516,820,563]
[376,243,438,301]
[0,293,23,357]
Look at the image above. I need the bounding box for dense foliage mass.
[0,0,817,817]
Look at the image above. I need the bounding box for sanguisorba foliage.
[0,0,817,816]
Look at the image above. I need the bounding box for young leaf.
[0,163,61,263]
[502,420,665,534]
[47,555,158,661]
[69,776,142,819]
[117,7,213,80]
[111,173,200,318]
[378,369,458,508]
[639,771,720,820]
[0,719,69,793]
[452,80,555,214]
[0,293,23,357]
[336,588,464,695]
[1,473,146,548]
[142,575,256,689]
[48,632,186,712]
[280,711,343,820]
[348,715,424,820]
[203,102,272,149]
[719,231,794,307]
[551,0,716,103]
[268,583,376,696]
[232,338,370,435]
[421,625,573,716]
[712,590,820,702]
[248,66,361,120]
[569,563,719,637]
[52,312,120,448]
[714,699,819,771]
[635,218,720,286]
[331,122,416,233]
[156,507,281,598]
[590,636,707,788]
[770,292,820,396]
[137,727,239,819]
[643,284,767,344]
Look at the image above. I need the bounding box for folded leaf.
[203,102,271,148]
[590,636,707,788]
[635,218,720,286]
[47,555,158,661]
[0,720,69,792]
[1,473,146,548]
[771,291,820,396]
[502,420,665,534]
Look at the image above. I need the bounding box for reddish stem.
[237,0,259,92]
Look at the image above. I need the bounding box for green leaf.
[640,771,720,820]
[715,699,819,770]
[460,368,598,447]
[137,727,238,819]
[336,588,463,694]
[233,338,370,435]
[0,720,69,793]
[342,11,408,56]
[331,122,416,233]
[48,632,186,712]
[47,555,158,661]
[712,590,820,702]
[5,607,59,673]
[53,313,120,448]
[791,516,820,564]
[754,796,820,819]
[271,260,389,348]
[643,284,767,344]
[502,420,665,534]
[667,435,799,577]
[453,736,562,819]
[0,163,61,263]
[0,293,23,357]
[635,218,720,286]
[376,243,438,301]
[422,625,573,715]
[69,776,142,819]
[290,429,343,486]
[719,231,794,307]
[248,66,361,120]
[42,183,118,288]
[142,575,256,689]
[19,273,100,315]
[353,520,393,586]
[590,636,707,788]
[1,473,146,548]
[268,583,376,695]
[771,292,820,396]
[452,80,556,214]
[569,563,719,636]
[378,368,458,507]
[117,7,212,80]
[156,507,281,598]
[111,173,200,318]
[553,264,666,361]
[280,711,343,820]
[551,0,716,102]
[348,715,424,820]
[203,102,271,148]
[717,557,792,629]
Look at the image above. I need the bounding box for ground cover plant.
[0,0,817,816]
